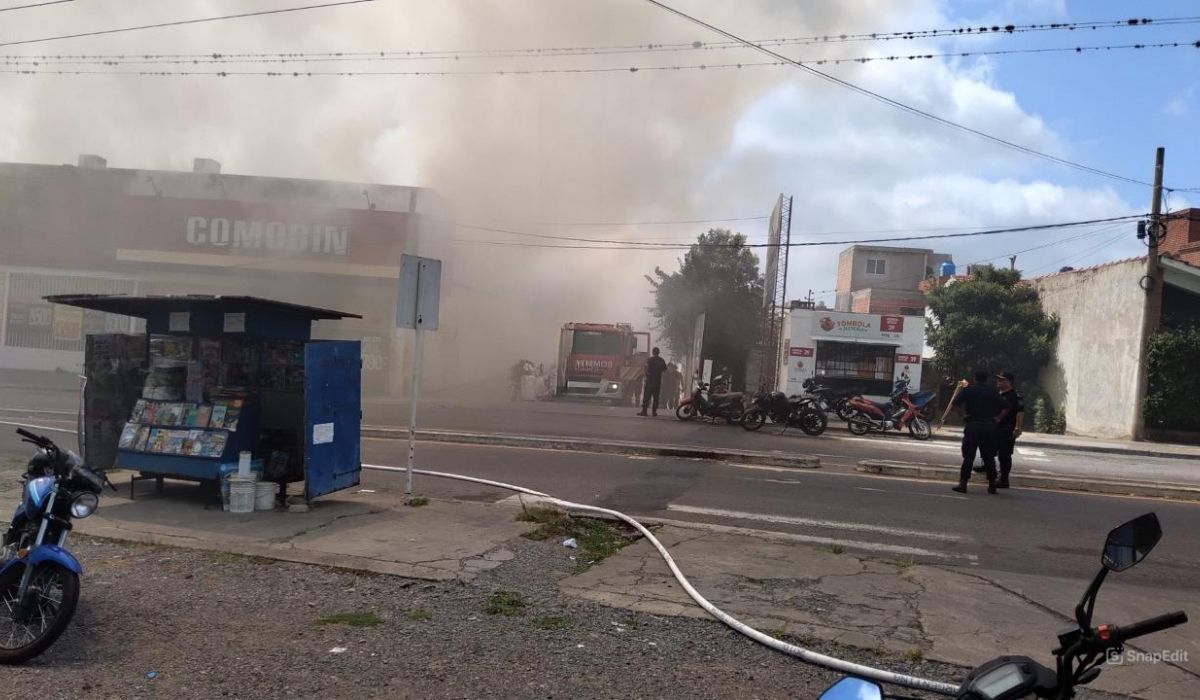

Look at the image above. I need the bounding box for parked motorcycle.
[676,381,745,424]
[801,378,861,421]
[741,391,828,436]
[1,428,113,664]
[816,512,1187,699]
[845,380,934,440]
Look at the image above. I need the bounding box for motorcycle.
[741,391,828,436]
[845,381,935,441]
[802,378,862,421]
[1,428,113,664]
[676,380,745,424]
[816,512,1187,699]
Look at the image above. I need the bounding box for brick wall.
[1161,208,1200,266]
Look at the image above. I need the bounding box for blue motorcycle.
[1,428,112,664]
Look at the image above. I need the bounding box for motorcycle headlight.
[608,382,620,392]
[71,492,99,519]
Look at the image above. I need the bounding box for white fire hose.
[364,463,960,696]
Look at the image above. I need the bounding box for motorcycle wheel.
[723,405,745,425]
[847,415,871,436]
[908,416,932,441]
[676,402,697,421]
[796,407,828,436]
[0,563,80,664]
[741,408,766,432]
[835,400,856,422]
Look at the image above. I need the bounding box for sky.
[0,0,1197,364]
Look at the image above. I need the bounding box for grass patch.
[829,544,847,555]
[406,608,433,621]
[317,611,382,628]
[405,496,430,507]
[532,615,572,630]
[518,507,638,572]
[905,648,926,663]
[486,591,527,617]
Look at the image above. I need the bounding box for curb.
[857,460,1200,502]
[362,426,821,469]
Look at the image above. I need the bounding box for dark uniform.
[952,381,1003,489]
[640,354,668,416]
[997,388,1025,485]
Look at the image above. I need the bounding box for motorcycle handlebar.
[1104,611,1188,646]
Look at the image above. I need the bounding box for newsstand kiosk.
[46,295,364,504]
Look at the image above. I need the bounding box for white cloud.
[1164,86,1195,117]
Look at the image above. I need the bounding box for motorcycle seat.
[712,392,743,400]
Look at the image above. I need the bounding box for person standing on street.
[994,371,1025,489]
[638,347,668,417]
[661,362,682,410]
[951,370,1002,494]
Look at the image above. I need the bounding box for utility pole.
[1009,256,1017,271]
[1132,147,1165,441]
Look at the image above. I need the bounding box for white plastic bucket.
[254,481,277,511]
[228,477,257,514]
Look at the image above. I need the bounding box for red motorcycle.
[845,380,933,441]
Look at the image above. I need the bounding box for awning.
[43,294,361,321]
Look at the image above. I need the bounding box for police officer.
[951,370,1002,494]
[994,371,1025,489]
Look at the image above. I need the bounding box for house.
[835,245,952,315]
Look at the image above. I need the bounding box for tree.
[1144,325,1200,432]
[925,266,1059,391]
[646,229,764,384]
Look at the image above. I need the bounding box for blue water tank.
[939,260,956,278]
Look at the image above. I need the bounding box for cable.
[5,14,1196,61]
[0,0,73,11]
[455,215,1145,250]
[0,0,378,49]
[7,36,1200,67]
[641,0,1155,188]
[362,462,960,696]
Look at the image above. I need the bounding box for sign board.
[811,311,905,340]
[169,311,191,332]
[223,312,246,333]
[51,305,83,341]
[396,255,442,330]
[762,195,783,308]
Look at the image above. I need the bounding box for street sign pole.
[406,327,423,495]
[396,255,442,499]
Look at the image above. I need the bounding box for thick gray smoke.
[0,0,920,390]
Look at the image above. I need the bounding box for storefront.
[779,307,925,399]
[0,158,454,395]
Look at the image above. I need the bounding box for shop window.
[815,341,896,395]
[866,259,886,275]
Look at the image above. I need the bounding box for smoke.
[1,0,916,389]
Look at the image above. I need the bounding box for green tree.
[1144,325,1200,432]
[925,266,1059,391]
[646,229,764,384]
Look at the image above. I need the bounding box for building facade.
[835,245,952,315]
[1031,251,1200,439]
[0,155,456,395]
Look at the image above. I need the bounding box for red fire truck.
[556,322,650,404]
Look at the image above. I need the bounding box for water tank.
[938,261,956,278]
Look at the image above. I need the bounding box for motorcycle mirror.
[1102,513,1161,572]
[818,677,884,700]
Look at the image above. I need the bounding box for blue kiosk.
[46,295,363,503]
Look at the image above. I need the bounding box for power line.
[7,37,1198,67]
[641,0,1155,189]
[455,214,1145,250]
[0,0,378,49]
[0,0,74,12]
[4,14,1195,61]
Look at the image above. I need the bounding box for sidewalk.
[924,423,1200,461]
[68,476,1194,700]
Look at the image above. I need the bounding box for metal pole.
[405,328,424,495]
[1132,147,1165,441]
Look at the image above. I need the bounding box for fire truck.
[556,322,650,404]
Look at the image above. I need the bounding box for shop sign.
[811,312,906,340]
[789,347,814,357]
[51,305,83,341]
[895,353,921,364]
